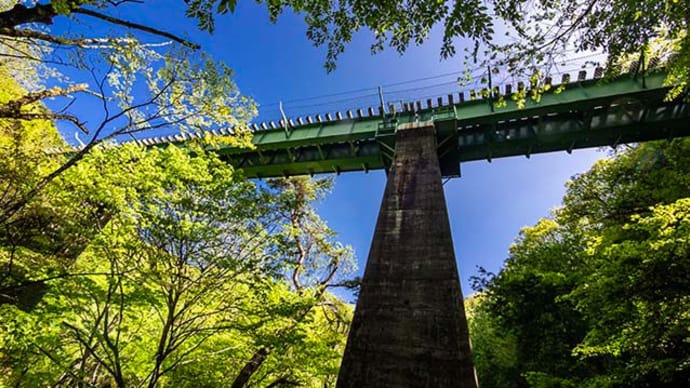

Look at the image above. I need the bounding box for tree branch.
[0,83,88,114]
[72,8,200,49]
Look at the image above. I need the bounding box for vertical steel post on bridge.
[337,122,478,387]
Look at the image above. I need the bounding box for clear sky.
[51,1,607,298]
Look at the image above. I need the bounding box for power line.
[255,56,607,121]
[259,64,486,108]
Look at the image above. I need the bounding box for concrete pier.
[337,123,477,387]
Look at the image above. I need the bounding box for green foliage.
[470,139,690,387]
[0,0,258,229]
[1,133,355,386]
[489,0,689,101]
[190,0,494,71]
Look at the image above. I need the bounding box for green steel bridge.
[130,69,688,178]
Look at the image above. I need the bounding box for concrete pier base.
[337,123,477,387]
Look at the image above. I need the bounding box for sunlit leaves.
[470,139,690,386]
[1,142,354,386]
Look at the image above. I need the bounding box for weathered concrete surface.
[337,123,478,387]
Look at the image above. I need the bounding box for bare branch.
[72,8,200,49]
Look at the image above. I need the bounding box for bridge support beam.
[337,122,477,387]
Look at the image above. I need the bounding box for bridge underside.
[210,72,688,178]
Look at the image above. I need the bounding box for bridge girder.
[133,72,689,178]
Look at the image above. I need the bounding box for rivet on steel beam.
[261,122,268,130]
[517,82,525,91]
[448,94,454,105]
[316,114,323,123]
[336,111,343,120]
[325,113,333,121]
[505,84,512,95]
[356,109,363,118]
[389,103,396,113]
[578,70,587,81]
[297,117,304,125]
[561,73,571,84]
[427,99,432,109]
[289,119,295,127]
[270,121,277,129]
[416,101,422,111]
[368,107,375,116]
[458,92,465,103]
[378,106,385,116]
[437,97,443,106]
[346,110,353,119]
[594,67,604,78]
[544,77,552,86]
[251,123,258,131]
[306,116,313,124]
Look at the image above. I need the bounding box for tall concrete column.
[337,122,477,387]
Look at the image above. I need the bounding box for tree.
[0,0,256,225]
[1,142,355,387]
[490,0,689,97]
[470,139,690,387]
[0,70,113,310]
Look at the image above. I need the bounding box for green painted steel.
[145,71,689,178]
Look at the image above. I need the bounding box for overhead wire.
[255,53,607,122]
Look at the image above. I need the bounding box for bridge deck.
[138,71,689,178]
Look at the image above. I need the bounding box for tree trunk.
[230,348,269,388]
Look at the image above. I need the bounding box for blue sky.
[51,1,606,297]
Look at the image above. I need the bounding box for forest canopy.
[468,138,690,387]
[1,71,356,385]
